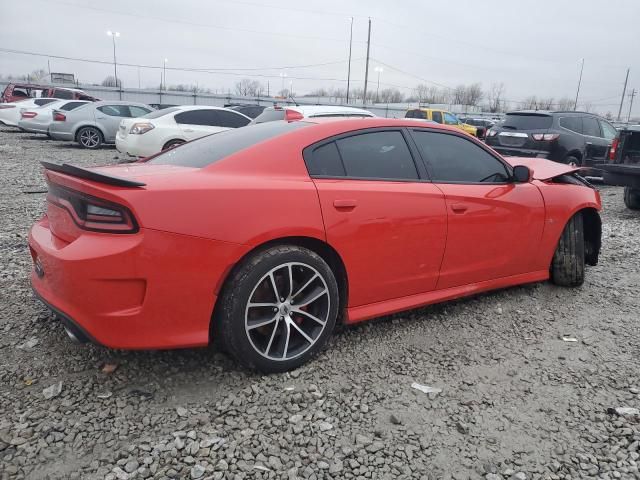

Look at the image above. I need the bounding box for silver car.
[18,100,91,135]
[48,101,153,149]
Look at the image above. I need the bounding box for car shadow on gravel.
[49,143,116,150]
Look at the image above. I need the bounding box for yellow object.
[407,108,478,137]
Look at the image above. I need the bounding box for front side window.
[334,131,419,180]
[412,130,510,183]
[406,110,427,119]
[98,105,129,117]
[582,117,602,137]
[599,120,617,140]
[431,111,443,124]
[443,112,459,125]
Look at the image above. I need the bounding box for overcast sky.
[1,0,639,115]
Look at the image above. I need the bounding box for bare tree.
[487,82,505,113]
[466,83,483,106]
[538,97,555,110]
[101,76,122,88]
[522,96,539,110]
[378,88,404,103]
[555,97,574,110]
[235,79,264,96]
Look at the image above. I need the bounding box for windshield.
[502,113,553,130]
[147,120,309,168]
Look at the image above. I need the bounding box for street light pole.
[163,58,168,91]
[346,17,353,105]
[279,72,287,96]
[106,31,121,99]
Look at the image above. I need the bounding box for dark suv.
[485,111,617,170]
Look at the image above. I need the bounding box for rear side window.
[431,111,443,124]
[147,121,309,168]
[306,142,346,176]
[503,114,553,130]
[252,108,286,124]
[216,110,251,128]
[334,131,418,180]
[53,89,74,100]
[559,116,582,133]
[98,105,129,117]
[582,117,602,137]
[34,99,57,106]
[412,131,510,183]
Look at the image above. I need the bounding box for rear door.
[410,129,545,288]
[174,109,249,140]
[305,128,447,308]
[582,116,610,166]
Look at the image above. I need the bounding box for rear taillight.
[21,111,37,119]
[609,137,619,162]
[46,183,138,234]
[284,109,304,121]
[532,133,560,141]
[53,112,66,122]
[129,122,155,134]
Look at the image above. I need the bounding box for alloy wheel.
[79,129,100,148]
[244,262,330,361]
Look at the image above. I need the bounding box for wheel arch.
[74,123,105,142]
[210,236,349,340]
[579,207,601,266]
[565,150,583,162]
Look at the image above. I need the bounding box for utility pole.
[47,59,51,83]
[574,58,584,111]
[363,18,371,106]
[346,17,353,105]
[617,68,630,121]
[106,31,121,99]
[628,88,637,123]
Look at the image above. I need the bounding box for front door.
[304,129,448,307]
[582,116,610,167]
[409,128,546,289]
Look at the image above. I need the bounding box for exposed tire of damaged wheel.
[551,213,585,287]
[624,186,640,210]
[215,245,339,373]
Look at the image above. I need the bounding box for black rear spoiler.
[40,161,146,188]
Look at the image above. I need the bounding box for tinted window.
[148,121,309,168]
[60,101,87,111]
[559,116,582,133]
[174,110,209,125]
[334,131,418,180]
[600,120,617,140]
[443,112,459,125]
[98,105,129,117]
[53,89,74,100]
[252,108,286,124]
[413,131,510,183]
[503,114,552,130]
[306,142,346,176]
[405,110,427,119]
[34,99,57,106]
[129,106,151,117]
[582,117,601,137]
[216,110,251,128]
[431,111,443,123]
[144,107,181,119]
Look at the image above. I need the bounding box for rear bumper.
[28,217,249,349]
[115,134,155,158]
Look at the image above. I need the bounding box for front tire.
[217,246,339,373]
[551,213,585,287]
[564,155,580,167]
[624,187,640,210]
[76,127,103,149]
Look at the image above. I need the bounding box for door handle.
[333,199,357,210]
[183,128,194,133]
[450,203,468,214]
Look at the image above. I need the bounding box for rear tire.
[76,127,103,149]
[216,245,339,373]
[564,155,580,167]
[162,139,185,151]
[624,187,640,210]
[551,213,585,287]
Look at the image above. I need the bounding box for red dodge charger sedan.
[29,118,602,372]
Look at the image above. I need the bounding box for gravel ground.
[1,128,640,480]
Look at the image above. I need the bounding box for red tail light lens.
[532,133,560,141]
[21,111,37,119]
[46,183,138,233]
[53,112,66,122]
[609,137,619,162]
[284,109,304,121]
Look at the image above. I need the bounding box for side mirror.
[512,165,532,183]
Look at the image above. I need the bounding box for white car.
[116,105,252,157]
[251,105,374,123]
[18,100,91,135]
[0,98,58,127]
